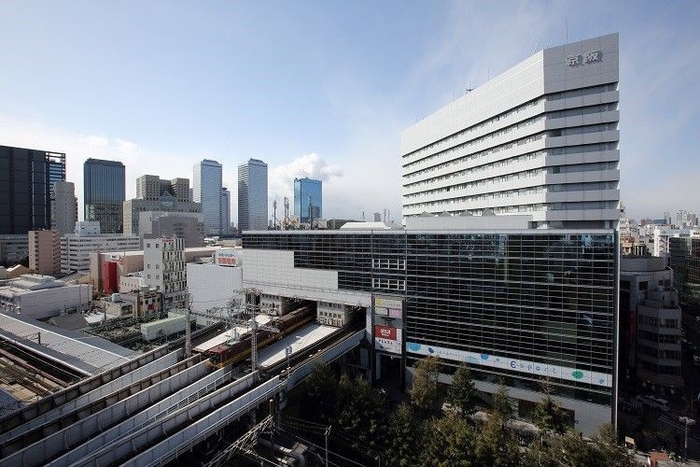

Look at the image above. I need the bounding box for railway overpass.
[0,327,364,466]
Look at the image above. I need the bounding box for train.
[206,306,314,368]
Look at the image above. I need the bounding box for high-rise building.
[84,158,125,234]
[28,229,61,276]
[0,145,66,234]
[193,160,223,235]
[221,187,231,235]
[143,237,187,310]
[238,159,268,231]
[123,175,200,235]
[401,34,620,230]
[669,237,700,315]
[294,177,322,224]
[51,181,77,236]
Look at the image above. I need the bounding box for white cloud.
[116,138,138,153]
[269,153,344,208]
[76,134,109,148]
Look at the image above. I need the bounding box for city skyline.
[0,2,698,223]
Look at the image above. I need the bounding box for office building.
[143,237,187,310]
[123,175,200,235]
[0,145,66,235]
[669,237,700,315]
[138,211,205,248]
[84,158,125,234]
[193,160,223,235]
[619,257,682,392]
[51,181,77,236]
[28,229,61,277]
[61,222,140,273]
[294,177,322,224]
[401,34,620,229]
[221,187,231,235]
[0,235,29,267]
[242,218,618,436]
[238,159,268,231]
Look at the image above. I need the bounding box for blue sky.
[1,1,698,223]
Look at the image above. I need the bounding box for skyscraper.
[193,159,223,235]
[51,181,77,236]
[401,33,620,230]
[221,187,231,235]
[0,145,66,234]
[84,158,125,233]
[294,177,322,224]
[238,159,268,231]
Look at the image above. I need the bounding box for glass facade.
[238,159,268,231]
[84,158,125,233]
[243,229,618,406]
[670,237,700,314]
[293,177,322,223]
[0,146,66,234]
[193,159,223,235]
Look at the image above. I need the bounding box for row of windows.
[637,315,680,329]
[403,97,544,162]
[545,83,617,101]
[547,103,617,119]
[638,330,680,344]
[638,345,681,360]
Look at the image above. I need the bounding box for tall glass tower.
[238,159,268,231]
[293,177,322,224]
[84,158,125,233]
[0,145,66,234]
[193,159,223,235]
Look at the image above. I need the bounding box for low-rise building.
[104,288,163,319]
[61,222,140,273]
[186,248,243,326]
[0,234,29,267]
[0,274,92,320]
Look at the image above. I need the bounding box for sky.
[0,1,698,223]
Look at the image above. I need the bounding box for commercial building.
[104,289,163,319]
[28,229,61,277]
[242,218,618,435]
[619,257,683,392]
[401,34,620,230]
[123,175,200,235]
[193,159,223,235]
[138,211,205,248]
[0,145,66,235]
[238,159,268,231]
[186,248,243,326]
[294,177,322,224]
[84,158,126,233]
[0,274,91,320]
[61,222,140,273]
[51,181,77,236]
[143,237,187,310]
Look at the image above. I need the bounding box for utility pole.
[325,426,331,467]
[680,416,696,458]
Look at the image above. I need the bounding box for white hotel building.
[402,33,620,229]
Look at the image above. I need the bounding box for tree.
[592,423,637,467]
[560,429,601,467]
[303,362,337,421]
[335,374,388,452]
[491,381,513,421]
[532,393,569,436]
[449,363,478,416]
[420,412,476,467]
[410,356,443,415]
[474,407,520,467]
[385,403,423,467]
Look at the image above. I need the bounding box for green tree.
[474,409,520,467]
[561,429,601,467]
[532,394,569,436]
[592,423,637,467]
[449,363,478,416]
[385,403,423,467]
[420,412,476,467]
[335,374,388,451]
[302,362,337,421]
[410,356,443,415]
[491,382,513,421]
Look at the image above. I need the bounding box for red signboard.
[374,325,397,341]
